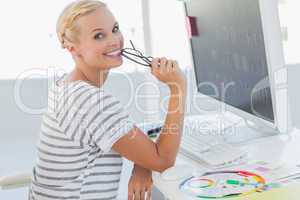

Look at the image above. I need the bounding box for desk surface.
[153,129,300,200]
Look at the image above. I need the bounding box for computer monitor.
[184,0,290,134]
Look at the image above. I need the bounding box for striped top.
[29,74,135,200]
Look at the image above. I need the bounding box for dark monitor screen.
[185,0,274,122]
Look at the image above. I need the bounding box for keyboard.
[180,116,248,168]
[138,115,247,168]
[180,132,247,168]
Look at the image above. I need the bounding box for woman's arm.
[112,57,187,173]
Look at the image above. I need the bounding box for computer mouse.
[161,164,194,181]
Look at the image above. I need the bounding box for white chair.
[0,172,31,190]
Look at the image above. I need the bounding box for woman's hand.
[151,57,186,92]
[128,164,153,200]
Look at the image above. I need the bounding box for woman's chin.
[112,58,123,67]
[104,56,123,68]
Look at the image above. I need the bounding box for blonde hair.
[56,0,106,49]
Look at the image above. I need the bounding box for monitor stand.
[223,119,279,145]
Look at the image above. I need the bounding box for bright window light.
[0,0,145,79]
[278,0,300,64]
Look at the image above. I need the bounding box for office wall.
[0,78,46,199]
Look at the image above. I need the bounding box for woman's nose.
[107,34,122,47]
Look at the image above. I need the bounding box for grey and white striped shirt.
[29,75,134,200]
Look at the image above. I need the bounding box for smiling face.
[69,6,124,70]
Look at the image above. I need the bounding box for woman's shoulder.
[47,74,124,113]
[49,74,104,96]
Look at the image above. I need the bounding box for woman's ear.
[66,42,81,58]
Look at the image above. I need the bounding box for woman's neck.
[68,66,109,88]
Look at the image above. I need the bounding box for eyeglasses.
[121,40,153,67]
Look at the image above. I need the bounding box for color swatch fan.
[179,170,266,199]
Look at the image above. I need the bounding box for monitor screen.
[185,0,274,122]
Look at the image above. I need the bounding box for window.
[0,0,145,79]
[278,0,300,64]
[148,0,192,70]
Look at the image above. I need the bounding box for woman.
[29,0,186,199]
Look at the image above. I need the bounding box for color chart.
[179,170,266,199]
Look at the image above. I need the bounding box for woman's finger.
[159,57,168,74]
[159,57,167,67]
[151,58,160,77]
[173,60,179,68]
[146,188,152,200]
[140,189,146,200]
[128,189,134,200]
[134,189,141,200]
[166,59,173,73]
[151,58,159,71]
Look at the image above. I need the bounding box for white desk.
[153,128,300,200]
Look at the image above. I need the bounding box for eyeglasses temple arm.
[129,40,136,50]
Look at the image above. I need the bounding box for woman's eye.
[94,33,104,40]
[113,26,119,33]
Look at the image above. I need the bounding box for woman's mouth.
[103,49,122,58]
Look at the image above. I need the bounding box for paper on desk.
[225,182,300,200]
[229,161,300,184]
